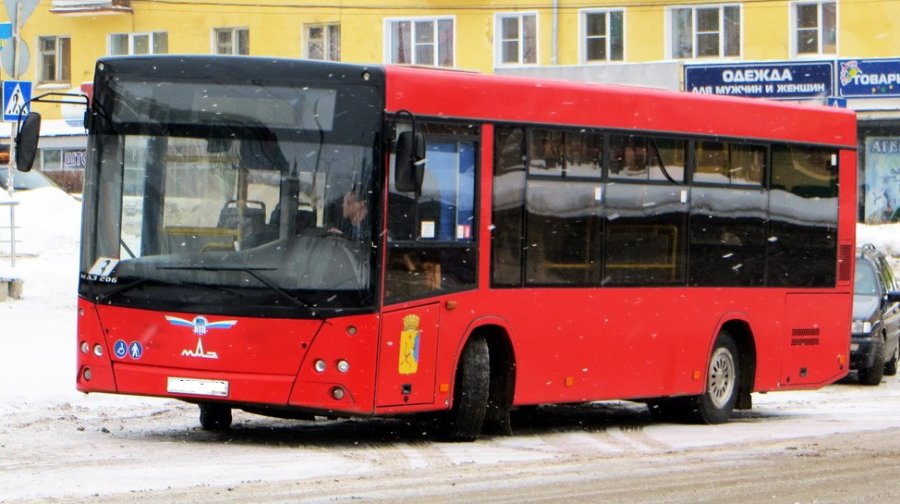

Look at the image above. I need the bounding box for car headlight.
[851,320,872,334]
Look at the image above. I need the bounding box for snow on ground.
[0,187,160,410]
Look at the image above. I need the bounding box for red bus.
[38,56,855,440]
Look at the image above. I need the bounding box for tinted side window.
[604,134,687,286]
[525,130,603,285]
[689,142,767,286]
[767,145,838,287]
[491,126,526,286]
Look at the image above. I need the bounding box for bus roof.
[384,65,857,149]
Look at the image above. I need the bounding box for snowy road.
[3,374,900,503]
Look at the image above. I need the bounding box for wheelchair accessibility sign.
[3,80,31,122]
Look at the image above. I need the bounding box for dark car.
[851,244,900,385]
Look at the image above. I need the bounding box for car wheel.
[858,337,886,385]
[885,343,899,377]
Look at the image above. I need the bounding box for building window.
[386,17,454,67]
[214,27,249,55]
[582,10,624,62]
[794,2,836,55]
[39,36,71,83]
[110,32,168,55]
[496,12,537,66]
[671,5,740,59]
[306,24,340,61]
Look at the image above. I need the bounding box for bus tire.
[440,335,490,442]
[858,337,885,386]
[651,332,740,425]
[199,403,232,431]
[693,332,740,424]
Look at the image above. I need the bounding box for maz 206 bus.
[18,56,856,441]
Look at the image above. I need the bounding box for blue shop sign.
[684,62,834,100]
[838,59,900,98]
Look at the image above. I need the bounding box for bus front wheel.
[438,334,490,442]
[199,403,233,431]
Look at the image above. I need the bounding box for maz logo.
[166,315,237,360]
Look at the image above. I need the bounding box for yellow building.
[3,0,899,219]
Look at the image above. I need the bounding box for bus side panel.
[482,288,801,406]
[780,293,850,388]
[484,288,704,405]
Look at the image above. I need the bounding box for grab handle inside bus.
[394,131,425,193]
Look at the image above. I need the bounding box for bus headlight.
[337,360,350,373]
[314,359,327,373]
[80,341,90,354]
[93,344,103,357]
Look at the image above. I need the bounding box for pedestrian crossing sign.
[3,80,32,122]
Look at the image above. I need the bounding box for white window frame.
[39,35,71,83]
[579,9,625,64]
[213,27,249,55]
[791,1,837,57]
[384,16,455,67]
[668,4,741,60]
[305,23,341,61]
[109,32,168,55]
[494,12,538,67]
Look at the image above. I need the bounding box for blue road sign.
[3,80,32,122]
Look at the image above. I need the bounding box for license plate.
[167,377,229,397]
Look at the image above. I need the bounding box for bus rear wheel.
[199,403,232,431]
[438,335,490,442]
[648,331,739,425]
[695,333,739,424]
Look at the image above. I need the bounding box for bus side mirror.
[394,131,425,193]
[15,112,42,172]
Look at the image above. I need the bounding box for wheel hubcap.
[708,347,735,409]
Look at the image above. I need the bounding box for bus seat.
[218,200,267,238]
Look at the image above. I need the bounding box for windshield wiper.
[91,277,238,304]
[158,266,310,310]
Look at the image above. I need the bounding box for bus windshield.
[79,63,384,318]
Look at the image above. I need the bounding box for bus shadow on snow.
[146,399,788,448]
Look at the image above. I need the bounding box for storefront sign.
[863,137,900,223]
[684,62,834,100]
[838,59,900,98]
[63,150,87,169]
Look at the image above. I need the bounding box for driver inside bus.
[329,183,369,241]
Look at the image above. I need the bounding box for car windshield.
[79,65,384,318]
[854,259,879,296]
[0,169,59,191]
